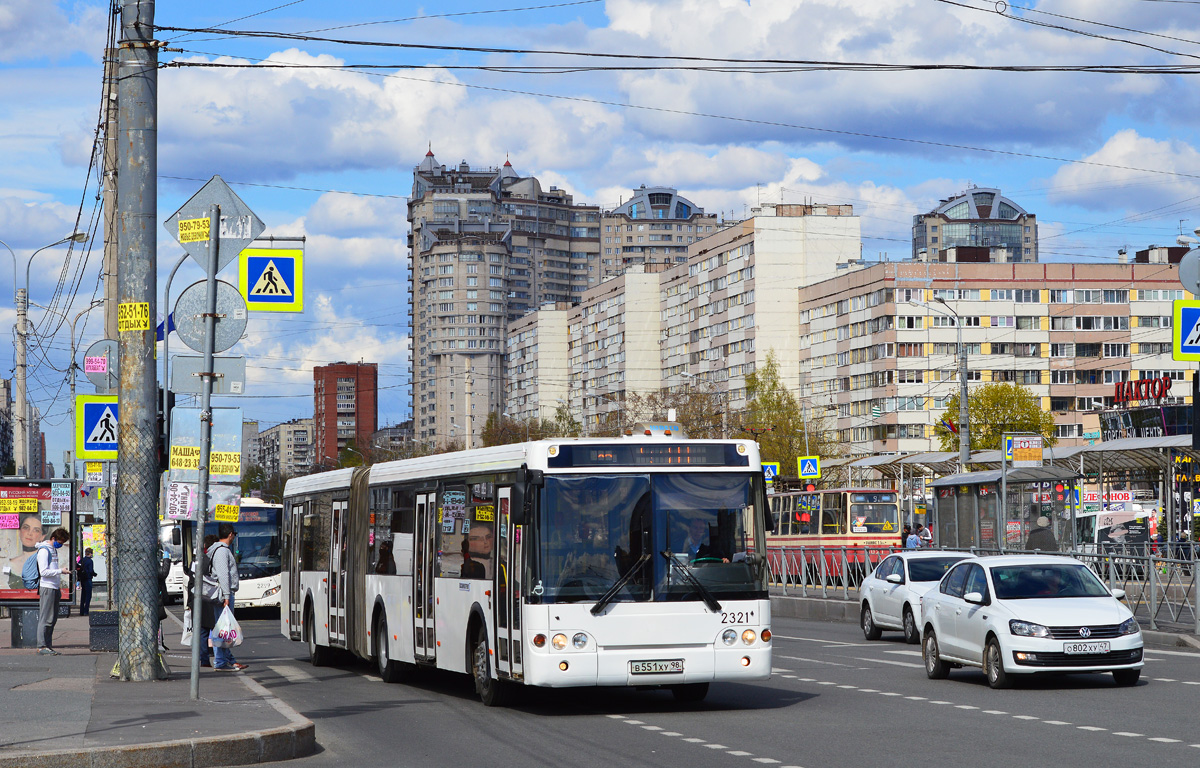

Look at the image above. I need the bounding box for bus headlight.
[551,633,568,650]
[741,629,757,645]
[722,629,738,646]
[572,633,588,649]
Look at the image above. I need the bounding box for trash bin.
[89,610,119,652]
[9,606,40,648]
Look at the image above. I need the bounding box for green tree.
[933,382,1057,452]
[743,351,840,480]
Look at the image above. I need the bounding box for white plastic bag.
[181,607,193,646]
[212,605,243,648]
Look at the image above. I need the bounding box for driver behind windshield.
[678,517,730,563]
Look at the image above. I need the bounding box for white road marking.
[771,667,790,674]
[879,692,902,696]
[1078,727,1107,732]
[1112,732,1144,737]
[1148,738,1181,743]
[773,635,871,647]
[853,657,924,669]
[1142,648,1200,658]
[363,674,382,682]
[837,685,857,689]
[818,681,838,686]
[777,654,856,667]
[661,732,682,737]
[624,719,645,725]
[641,726,663,731]
[1183,681,1200,685]
[983,710,1007,715]
[884,650,923,657]
[1043,721,1071,726]
[781,675,797,679]
[705,744,729,750]
[955,705,979,710]
[797,677,816,682]
[606,714,625,719]
[752,759,781,764]
[857,688,879,693]
[905,696,927,701]
[1153,678,1177,682]
[266,664,316,684]
[929,700,952,705]
[682,738,705,743]
[728,751,753,756]
[1013,715,1039,720]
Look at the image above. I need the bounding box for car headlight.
[1118,617,1140,636]
[1009,620,1051,638]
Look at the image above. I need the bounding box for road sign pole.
[190,203,221,701]
[115,0,164,682]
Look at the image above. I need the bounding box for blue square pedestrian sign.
[239,248,303,312]
[1173,300,1200,361]
[798,456,821,479]
[762,462,780,481]
[76,395,118,459]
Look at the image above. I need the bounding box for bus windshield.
[205,507,282,580]
[537,473,764,605]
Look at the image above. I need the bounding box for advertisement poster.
[1097,512,1150,546]
[0,483,72,603]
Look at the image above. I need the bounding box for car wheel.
[375,613,406,683]
[984,639,1012,689]
[472,628,509,707]
[671,683,710,703]
[861,604,882,641]
[923,628,950,679]
[1113,669,1141,687]
[902,607,920,645]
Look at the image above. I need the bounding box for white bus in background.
[182,498,285,609]
[280,436,773,706]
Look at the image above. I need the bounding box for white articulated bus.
[280,437,773,705]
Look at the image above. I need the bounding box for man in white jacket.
[36,528,70,655]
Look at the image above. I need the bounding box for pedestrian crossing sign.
[798,456,821,479]
[1172,300,1200,361]
[76,395,119,459]
[762,462,780,481]
[239,248,303,312]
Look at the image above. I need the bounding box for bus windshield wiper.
[590,553,649,616]
[660,551,722,613]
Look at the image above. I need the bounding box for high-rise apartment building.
[912,187,1037,263]
[313,362,378,465]
[511,203,862,428]
[258,418,314,478]
[408,151,600,447]
[798,261,1184,455]
[505,302,570,426]
[601,186,718,277]
[0,379,12,474]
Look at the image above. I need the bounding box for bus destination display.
[548,443,746,468]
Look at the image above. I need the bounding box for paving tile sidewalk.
[0,612,314,767]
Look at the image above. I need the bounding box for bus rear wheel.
[671,683,709,703]
[306,604,331,667]
[472,628,509,707]
[375,614,406,683]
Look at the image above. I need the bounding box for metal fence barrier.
[766,544,1200,635]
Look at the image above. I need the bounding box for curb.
[770,593,1200,651]
[0,674,316,768]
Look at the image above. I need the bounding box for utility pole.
[115,0,165,681]
[103,46,119,339]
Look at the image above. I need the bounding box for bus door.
[495,488,524,679]
[414,491,437,662]
[287,502,305,640]
[329,499,349,646]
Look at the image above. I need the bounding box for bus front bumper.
[523,642,772,688]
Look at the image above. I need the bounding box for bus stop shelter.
[930,466,1081,551]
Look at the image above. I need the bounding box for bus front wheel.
[472,628,509,707]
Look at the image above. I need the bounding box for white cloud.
[0,197,82,250]
[1048,130,1200,211]
[305,193,408,238]
[0,0,105,64]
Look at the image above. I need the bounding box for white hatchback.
[920,555,1144,688]
[859,551,974,644]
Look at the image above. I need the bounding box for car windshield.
[536,473,764,604]
[991,564,1111,599]
[908,556,969,582]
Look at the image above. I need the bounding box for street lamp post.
[679,371,728,439]
[912,297,971,469]
[1,232,88,476]
[29,299,104,475]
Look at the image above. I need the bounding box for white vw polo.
[920,555,1143,688]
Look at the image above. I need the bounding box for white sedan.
[859,551,974,644]
[921,555,1144,688]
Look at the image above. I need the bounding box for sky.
[3,0,1200,470]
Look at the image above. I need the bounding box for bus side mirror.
[510,483,526,526]
[172,527,181,546]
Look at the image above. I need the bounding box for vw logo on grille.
[1079,627,1092,638]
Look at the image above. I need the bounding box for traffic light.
[156,387,176,472]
